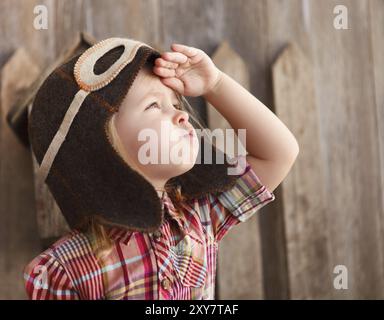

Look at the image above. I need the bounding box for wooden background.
[0,0,383,299]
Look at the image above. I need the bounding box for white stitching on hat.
[37,89,90,182]
[74,37,151,92]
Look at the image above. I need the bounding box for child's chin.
[172,160,196,175]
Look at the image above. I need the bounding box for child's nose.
[173,109,189,125]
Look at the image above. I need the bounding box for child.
[23,37,298,300]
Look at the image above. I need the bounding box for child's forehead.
[131,72,179,101]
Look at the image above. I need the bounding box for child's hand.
[153,43,222,97]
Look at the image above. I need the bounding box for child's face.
[113,67,199,190]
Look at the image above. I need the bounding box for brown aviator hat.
[28,37,240,233]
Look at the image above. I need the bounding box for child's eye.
[145,102,182,111]
[145,102,160,110]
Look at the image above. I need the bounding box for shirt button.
[161,277,171,290]
[153,230,162,241]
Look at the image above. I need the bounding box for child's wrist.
[204,69,224,97]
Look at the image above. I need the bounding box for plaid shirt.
[23,156,275,300]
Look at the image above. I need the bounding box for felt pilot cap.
[28,37,241,233]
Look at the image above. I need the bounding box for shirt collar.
[108,189,190,245]
[158,189,190,234]
[107,226,133,245]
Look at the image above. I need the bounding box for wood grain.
[208,41,264,299]
[273,43,331,299]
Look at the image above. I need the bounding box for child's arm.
[154,44,299,193]
[203,70,299,193]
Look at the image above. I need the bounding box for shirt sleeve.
[23,252,80,300]
[196,154,276,242]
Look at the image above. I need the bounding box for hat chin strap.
[37,89,89,182]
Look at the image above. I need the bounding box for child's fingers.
[153,66,177,78]
[160,77,184,94]
[155,58,178,69]
[161,51,188,64]
[171,43,198,57]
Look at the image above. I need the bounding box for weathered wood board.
[0,48,41,299]
[272,43,331,299]
[207,41,264,299]
[308,0,384,299]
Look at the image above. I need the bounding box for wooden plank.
[272,43,331,299]
[222,0,290,299]
[309,0,384,298]
[83,0,162,46]
[207,41,264,299]
[369,1,384,280]
[262,0,320,299]
[0,48,41,299]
